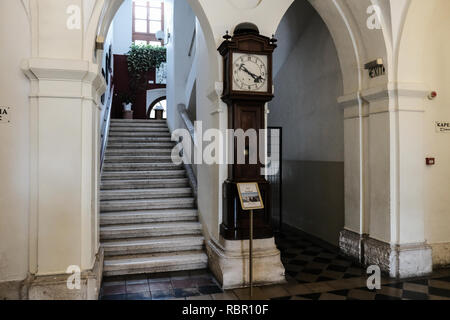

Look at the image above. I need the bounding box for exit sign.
[0,106,11,123]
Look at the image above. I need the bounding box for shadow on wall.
[269,0,345,246]
[282,161,344,245]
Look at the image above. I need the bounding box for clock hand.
[239,64,256,78]
[240,64,260,80]
[254,76,264,83]
[239,64,265,83]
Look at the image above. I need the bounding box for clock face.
[232,53,268,92]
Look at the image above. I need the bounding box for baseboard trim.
[0,249,104,300]
[430,242,450,268]
[339,229,367,264]
[339,229,433,278]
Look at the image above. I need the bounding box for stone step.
[103,251,208,277]
[105,149,173,156]
[101,178,189,190]
[107,138,175,151]
[111,119,166,124]
[110,125,168,131]
[108,133,173,143]
[100,209,199,225]
[100,197,195,212]
[100,188,192,201]
[100,222,203,240]
[102,236,205,256]
[109,131,170,138]
[103,163,183,172]
[101,170,185,180]
[101,118,208,276]
[104,155,174,164]
[110,127,171,133]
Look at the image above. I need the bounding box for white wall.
[0,0,31,283]
[165,0,221,238]
[112,0,133,55]
[398,0,450,266]
[165,0,196,132]
[269,0,344,245]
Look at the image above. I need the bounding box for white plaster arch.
[85,0,392,96]
[397,0,448,84]
[271,0,392,95]
[84,0,219,81]
[146,88,167,115]
[309,0,391,94]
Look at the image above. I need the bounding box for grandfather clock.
[219,23,277,240]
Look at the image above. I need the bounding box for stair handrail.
[100,85,114,172]
[177,104,198,200]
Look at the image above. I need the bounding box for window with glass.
[133,0,164,46]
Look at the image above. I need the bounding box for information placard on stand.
[237,182,265,299]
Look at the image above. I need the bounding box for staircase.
[100,119,207,277]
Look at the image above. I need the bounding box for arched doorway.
[269,0,345,246]
[147,96,167,119]
[268,0,347,284]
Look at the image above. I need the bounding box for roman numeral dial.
[232,53,268,92]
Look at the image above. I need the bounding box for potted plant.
[119,92,134,119]
[125,44,166,117]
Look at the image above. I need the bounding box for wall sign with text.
[237,182,264,211]
[0,107,11,123]
[435,121,450,133]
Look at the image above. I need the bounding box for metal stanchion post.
[249,209,253,299]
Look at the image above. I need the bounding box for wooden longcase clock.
[218,23,277,240]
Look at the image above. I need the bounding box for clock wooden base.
[221,180,273,240]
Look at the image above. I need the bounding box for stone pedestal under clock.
[207,23,285,289]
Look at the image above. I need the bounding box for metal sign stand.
[249,209,254,299]
[235,182,264,300]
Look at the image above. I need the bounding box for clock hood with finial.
[233,22,260,36]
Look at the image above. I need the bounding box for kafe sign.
[435,121,450,133]
[0,106,11,123]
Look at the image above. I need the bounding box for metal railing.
[177,104,198,200]
[100,85,114,172]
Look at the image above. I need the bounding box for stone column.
[22,57,105,299]
[362,83,432,278]
[340,83,432,278]
[338,92,370,264]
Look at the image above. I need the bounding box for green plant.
[119,92,133,105]
[126,44,167,104]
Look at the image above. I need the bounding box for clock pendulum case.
[218,23,278,240]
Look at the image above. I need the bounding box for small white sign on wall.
[435,121,450,133]
[0,106,11,123]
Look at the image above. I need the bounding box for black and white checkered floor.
[273,226,450,300]
[272,276,450,300]
[276,227,365,283]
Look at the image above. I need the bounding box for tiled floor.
[272,276,450,300]
[100,226,450,300]
[276,226,366,284]
[101,269,223,300]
